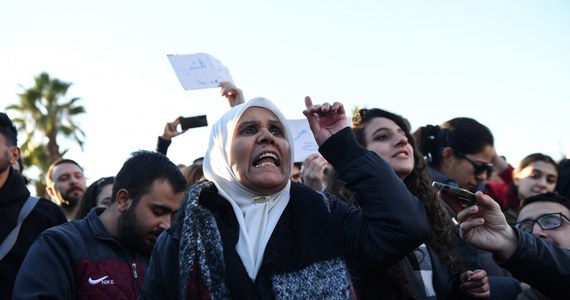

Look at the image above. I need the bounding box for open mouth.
[393,150,409,158]
[392,150,410,158]
[253,152,280,167]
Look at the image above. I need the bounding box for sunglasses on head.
[453,150,493,179]
[515,212,570,234]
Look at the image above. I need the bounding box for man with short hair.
[14,150,187,299]
[46,158,87,220]
[0,112,67,299]
[516,192,570,249]
[458,191,570,300]
[512,192,570,299]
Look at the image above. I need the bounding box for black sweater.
[0,168,67,299]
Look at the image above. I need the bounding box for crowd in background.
[1,82,569,299]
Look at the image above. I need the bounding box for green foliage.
[350,105,362,122]
[5,72,86,195]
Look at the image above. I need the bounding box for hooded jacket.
[0,168,66,299]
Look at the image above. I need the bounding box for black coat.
[502,229,570,300]
[142,127,430,299]
[0,168,67,299]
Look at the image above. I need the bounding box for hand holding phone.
[432,181,477,207]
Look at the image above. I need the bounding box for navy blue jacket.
[13,208,148,299]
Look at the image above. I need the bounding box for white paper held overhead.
[167,53,233,91]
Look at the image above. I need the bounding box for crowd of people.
[1,82,569,299]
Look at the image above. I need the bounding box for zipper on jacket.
[132,262,141,295]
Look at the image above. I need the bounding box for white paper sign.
[287,117,352,163]
[287,119,319,163]
[167,53,233,90]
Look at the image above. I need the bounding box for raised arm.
[304,96,430,271]
[220,81,245,108]
[302,96,347,145]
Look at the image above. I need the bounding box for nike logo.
[88,275,109,285]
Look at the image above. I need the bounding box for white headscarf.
[203,97,294,279]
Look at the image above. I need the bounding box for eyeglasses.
[515,212,570,234]
[454,150,493,179]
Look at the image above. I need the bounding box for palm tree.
[6,72,86,196]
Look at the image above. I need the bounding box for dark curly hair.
[328,108,465,295]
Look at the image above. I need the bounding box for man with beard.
[13,150,187,299]
[0,113,66,300]
[46,158,87,220]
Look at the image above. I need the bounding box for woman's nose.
[395,133,408,146]
[257,128,275,144]
[475,172,487,181]
[535,176,549,188]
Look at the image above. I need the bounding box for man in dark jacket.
[458,191,570,300]
[513,192,570,299]
[0,112,67,299]
[13,150,187,299]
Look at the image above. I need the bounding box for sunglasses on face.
[515,212,570,234]
[453,150,493,179]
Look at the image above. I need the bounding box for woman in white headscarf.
[142,96,429,299]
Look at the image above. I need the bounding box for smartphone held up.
[432,181,477,207]
[179,115,208,131]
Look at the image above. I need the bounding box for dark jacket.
[12,208,148,300]
[155,136,171,155]
[142,127,430,299]
[358,241,467,300]
[0,168,66,300]
[501,228,570,300]
[428,167,522,300]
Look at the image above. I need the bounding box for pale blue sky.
[2,0,569,185]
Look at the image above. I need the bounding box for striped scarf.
[409,243,436,299]
[178,181,356,300]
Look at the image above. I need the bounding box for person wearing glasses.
[413,117,495,214]
[325,108,491,299]
[515,192,569,299]
[485,153,559,224]
[516,192,570,248]
[458,192,570,300]
[413,117,523,299]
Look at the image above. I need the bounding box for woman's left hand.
[219,81,245,108]
[459,269,490,298]
[302,96,347,146]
